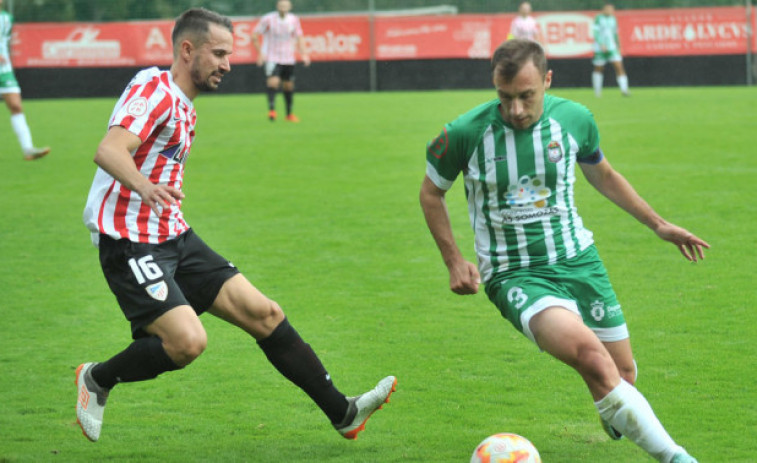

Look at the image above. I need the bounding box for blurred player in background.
[0,0,50,160]
[420,39,705,463]
[592,3,629,97]
[508,1,542,43]
[252,0,310,122]
[76,7,395,443]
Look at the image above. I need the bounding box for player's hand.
[449,260,481,295]
[137,182,185,215]
[256,54,265,66]
[302,54,311,67]
[654,222,710,262]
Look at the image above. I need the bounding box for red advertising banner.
[8,7,755,68]
[10,16,370,68]
[374,14,510,60]
[618,6,751,56]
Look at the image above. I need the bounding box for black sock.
[283,90,293,115]
[266,87,277,110]
[91,336,180,389]
[257,318,348,424]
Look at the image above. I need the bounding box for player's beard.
[192,67,224,93]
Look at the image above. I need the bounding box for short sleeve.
[253,16,269,35]
[425,123,468,191]
[575,106,600,160]
[294,17,304,37]
[110,82,172,143]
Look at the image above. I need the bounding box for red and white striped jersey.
[253,12,303,65]
[510,16,540,42]
[84,67,196,246]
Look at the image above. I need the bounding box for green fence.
[6,0,751,22]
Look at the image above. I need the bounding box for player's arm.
[296,35,310,66]
[0,38,8,65]
[94,126,184,215]
[579,156,710,261]
[593,17,607,51]
[251,32,265,66]
[419,175,481,294]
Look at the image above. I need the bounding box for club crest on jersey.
[126,97,148,117]
[547,140,563,163]
[146,281,168,301]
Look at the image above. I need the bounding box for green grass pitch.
[0,86,755,462]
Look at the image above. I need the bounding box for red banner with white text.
[8,7,755,68]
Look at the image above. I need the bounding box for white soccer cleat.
[671,453,698,463]
[23,146,51,161]
[75,362,109,442]
[334,375,397,440]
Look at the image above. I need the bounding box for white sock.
[595,380,686,462]
[618,75,629,94]
[592,72,603,97]
[10,113,34,152]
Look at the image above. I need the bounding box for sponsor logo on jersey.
[146,281,168,301]
[159,143,188,164]
[547,140,563,163]
[501,206,560,224]
[504,175,552,208]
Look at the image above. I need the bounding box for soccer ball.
[470,433,541,463]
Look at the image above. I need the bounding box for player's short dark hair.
[491,39,547,82]
[171,8,233,52]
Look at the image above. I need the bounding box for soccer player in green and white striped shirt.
[420,39,708,463]
[0,0,50,160]
[591,3,629,97]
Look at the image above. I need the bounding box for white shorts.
[593,50,623,66]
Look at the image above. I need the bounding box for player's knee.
[575,345,617,384]
[245,298,285,339]
[262,298,285,324]
[618,360,637,385]
[166,330,207,366]
[8,103,23,114]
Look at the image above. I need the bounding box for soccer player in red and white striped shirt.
[508,2,542,43]
[77,7,395,443]
[252,0,310,122]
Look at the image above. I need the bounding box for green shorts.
[0,70,20,94]
[485,245,628,344]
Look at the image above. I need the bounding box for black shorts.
[99,229,240,339]
[264,62,295,81]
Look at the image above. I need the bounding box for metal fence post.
[369,0,377,92]
[748,0,755,85]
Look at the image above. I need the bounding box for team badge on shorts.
[146,281,168,301]
[590,300,606,321]
[547,140,563,163]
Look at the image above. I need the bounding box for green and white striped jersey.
[593,14,619,53]
[0,10,13,73]
[425,94,600,282]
